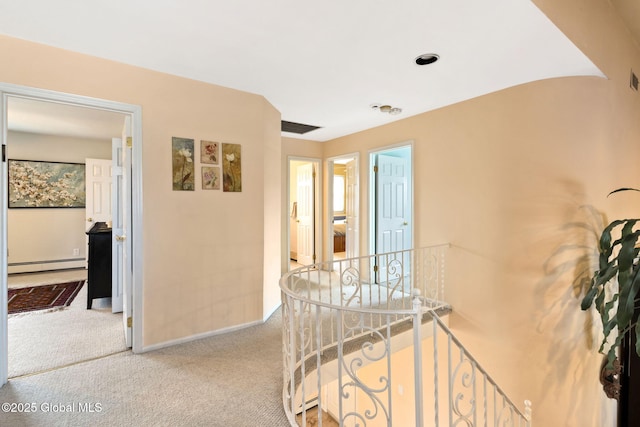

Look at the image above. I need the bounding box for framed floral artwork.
[172,137,195,191]
[202,166,220,190]
[222,143,242,192]
[200,140,219,164]
[8,159,86,208]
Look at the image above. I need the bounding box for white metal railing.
[280,245,532,426]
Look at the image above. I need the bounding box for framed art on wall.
[222,143,242,192]
[172,137,195,191]
[200,140,219,164]
[202,166,221,190]
[8,159,86,208]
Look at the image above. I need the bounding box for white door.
[112,131,133,347]
[296,163,315,265]
[375,153,411,282]
[85,158,112,265]
[376,154,410,253]
[345,159,358,259]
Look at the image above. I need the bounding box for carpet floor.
[0,309,291,427]
[8,271,125,379]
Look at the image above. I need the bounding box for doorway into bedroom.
[5,98,127,379]
[288,157,321,270]
[0,85,143,385]
[328,154,359,266]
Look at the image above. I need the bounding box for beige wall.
[310,2,640,425]
[2,0,639,423]
[7,131,112,273]
[0,35,281,347]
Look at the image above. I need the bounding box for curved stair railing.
[280,245,532,427]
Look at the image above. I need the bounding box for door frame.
[327,153,360,263]
[368,142,414,257]
[287,156,322,270]
[0,83,144,386]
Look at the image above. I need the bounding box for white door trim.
[0,83,144,386]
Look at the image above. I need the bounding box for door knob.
[115,234,127,242]
[87,218,93,222]
[403,222,408,226]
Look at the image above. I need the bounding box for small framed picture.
[172,137,195,191]
[201,140,219,164]
[202,166,221,190]
[222,143,242,192]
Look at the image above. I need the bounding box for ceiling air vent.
[281,120,321,134]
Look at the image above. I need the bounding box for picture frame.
[200,140,219,164]
[8,159,86,208]
[202,166,221,190]
[172,137,195,191]
[222,143,242,192]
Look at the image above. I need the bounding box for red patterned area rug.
[8,281,84,315]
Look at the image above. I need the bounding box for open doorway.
[0,84,143,385]
[288,157,321,271]
[328,154,359,266]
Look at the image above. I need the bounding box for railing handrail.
[429,308,531,422]
[280,244,532,427]
[281,243,451,281]
[279,243,451,309]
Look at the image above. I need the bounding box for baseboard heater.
[8,258,85,274]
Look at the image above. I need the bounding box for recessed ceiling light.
[415,53,439,66]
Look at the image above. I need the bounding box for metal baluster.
[448,332,453,424]
[433,311,440,427]
[413,293,424,427]
[337,308,344,427]
[386,314,393,426]
[472,359,477,427]
[287,294,296,419]
[299,297,306,427]
[315,304,323,427]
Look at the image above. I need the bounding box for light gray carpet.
[8,281,125,378]
[0,310,290,427]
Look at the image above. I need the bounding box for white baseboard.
[139,319,264,353]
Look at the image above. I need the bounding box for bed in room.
[334,222,346,253]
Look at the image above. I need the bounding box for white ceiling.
[7,98,126,141]
[0,0,616,142]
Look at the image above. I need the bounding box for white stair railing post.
[432,310,440,427]
[525,400,532,427]
[413,290,424,427]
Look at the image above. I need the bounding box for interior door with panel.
[296,163,315,266]
[85,158,112,265]
[112,128,133,347]
[375,153,411,283]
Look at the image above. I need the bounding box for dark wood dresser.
[86,222,112,309]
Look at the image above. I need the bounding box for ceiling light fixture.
[415,53,440,66]
[371,103,402,115]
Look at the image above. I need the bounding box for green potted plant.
[581,188,640,423]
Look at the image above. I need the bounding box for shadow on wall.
[533,197,614,422]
